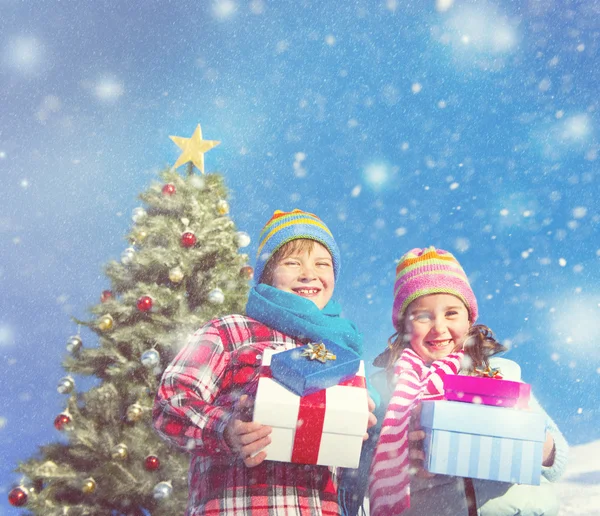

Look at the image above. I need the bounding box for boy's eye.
[316,261,332,267]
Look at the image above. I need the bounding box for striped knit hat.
[255,209,341,283]
[392,246,478,329]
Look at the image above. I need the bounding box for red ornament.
[144,455,161,471]
[181,232,197,248]
[54,413,72,431]
[100,290,113,303]
[8,486,28,507]
[240,266,254,280]
[137,295,153,312]
[162,183,176,195]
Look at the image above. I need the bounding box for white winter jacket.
[339,357,568,516]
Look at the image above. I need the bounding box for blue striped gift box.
[421,400,546,485]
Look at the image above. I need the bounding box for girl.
[153,209,375,516]
[364,247,567,516]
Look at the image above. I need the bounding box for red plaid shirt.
[153,314,340,516]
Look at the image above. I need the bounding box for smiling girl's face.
[404,293,470,365]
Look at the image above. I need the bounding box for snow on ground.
[556,440,600,516]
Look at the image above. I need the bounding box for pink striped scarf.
[368,347,464,515]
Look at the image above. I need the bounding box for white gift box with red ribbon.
[253,348,369,468]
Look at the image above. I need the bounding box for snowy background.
[1,0,598,514]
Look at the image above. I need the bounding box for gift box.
[270,340,361,396]
[444,374,531,409]
[253,348,369,468]
[420,400,546,485]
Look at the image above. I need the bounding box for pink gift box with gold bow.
[444,374,531,409]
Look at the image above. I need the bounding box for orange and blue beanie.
[392,246,478,329]
[255,209,340,282]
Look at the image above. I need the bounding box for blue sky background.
[1,0,599,513]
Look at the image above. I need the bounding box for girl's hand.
[542,431,556,467]
[408,403,436,478]
[365,396,378,441]
[224,395,272,468]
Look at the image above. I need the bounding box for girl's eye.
[413,313,432,322]
[282,260,300,266]
[446,310,459,317]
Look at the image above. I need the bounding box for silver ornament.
[121,247,136,265]
[153,480,173,500]
[141,349,160,368]
[57,376,75,394]
[131,207,147,223]
[189,175,205,189]
[66,335,82,354]
[207,288,225,305]
[235,231,251,248]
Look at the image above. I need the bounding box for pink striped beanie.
[392,246,478,329]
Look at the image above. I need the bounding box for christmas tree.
[10,125,252,515]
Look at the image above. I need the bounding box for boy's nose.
[299,263,317,280]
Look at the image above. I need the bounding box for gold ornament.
[97,314,114,332]
[301,343,337,363]
[111,443,129,461]
[129,229,148,244]
[126,403,144,422]
[170,124,220,174]
[168,266,184,284]
[216,199,230,215]
[82,477,97,494]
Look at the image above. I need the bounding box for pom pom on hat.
[392,246,478,329]
[254,209,340,282]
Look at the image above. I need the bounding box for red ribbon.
[259,366,366,464]
[292,388,327,463]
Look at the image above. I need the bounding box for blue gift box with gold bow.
[270,340,360,396]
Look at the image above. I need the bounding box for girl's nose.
[430,316,447,335]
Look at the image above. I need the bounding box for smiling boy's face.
[268,240,335,309]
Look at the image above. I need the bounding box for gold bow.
[475,365,503,379]
[301,343,336,363]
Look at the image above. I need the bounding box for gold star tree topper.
[169,124,220,174]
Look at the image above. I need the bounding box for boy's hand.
[224,395,272,468]
[364,395,378,441]
[408,402,436,478]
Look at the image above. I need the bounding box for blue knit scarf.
[245,284,363,357]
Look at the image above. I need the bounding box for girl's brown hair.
[377,317,506,382]
[258,239,319,286]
